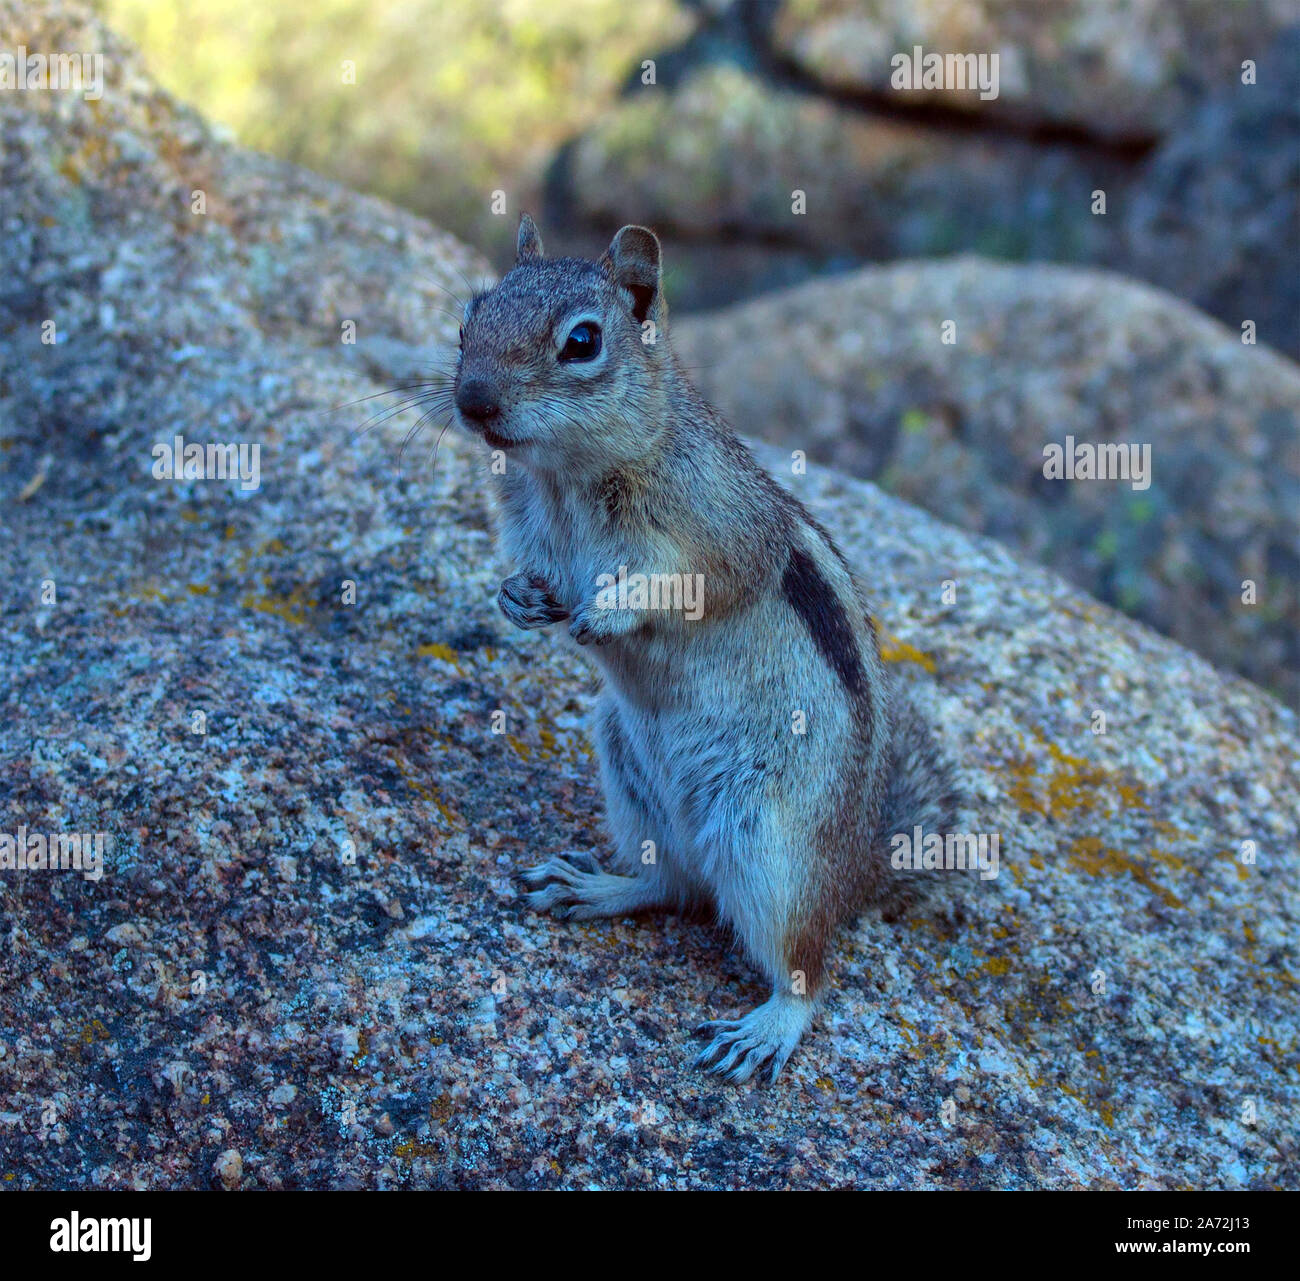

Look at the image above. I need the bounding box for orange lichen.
[239,578,311,625]
[415,641,459,665]
[1005,739,1145,821]
[388,746,460,828]
[394,1139,441,1158]
[1067,836,1185,910]
[876,627,938,673]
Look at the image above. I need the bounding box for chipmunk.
[454,214,961,1083]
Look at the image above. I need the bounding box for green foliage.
[103,0,689,249]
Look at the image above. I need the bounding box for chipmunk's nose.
[456,378,501,424]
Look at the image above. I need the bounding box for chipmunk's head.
[453,214,672,472]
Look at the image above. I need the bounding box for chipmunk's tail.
[872,688,964,914]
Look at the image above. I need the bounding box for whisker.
[397,402,455,477]
[425,416,454,476]
[417,273,469,310]
[447,261,490,305]
[346,388,455,447]
[397,418,425,473]
[415,302,470,330]
[328,380,447,414]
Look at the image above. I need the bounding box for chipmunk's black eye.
[559,321,601,362]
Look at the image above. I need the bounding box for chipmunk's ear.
[516,213,544,262]
[603,225,662,325]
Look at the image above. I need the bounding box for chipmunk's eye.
[458,325,464,347]
[559,321,601,362]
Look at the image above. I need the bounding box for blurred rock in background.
[103,0,1300,355]
[548,1,1300,351]
[768,0,1290,139]
[1121,26,1300,362]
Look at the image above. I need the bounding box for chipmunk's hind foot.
[694,992,815,1085]
[517,853,666,921]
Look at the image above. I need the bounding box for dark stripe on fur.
[781,546,866,700]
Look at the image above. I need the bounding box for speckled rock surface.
[2,1,1298,1189]
[676,260,1300,710]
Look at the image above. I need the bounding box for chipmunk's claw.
[498,572,569,630]
[517,853,665,922]
[693,1019,741,1038]
[692,995,814,1084]
[568,616,613,646]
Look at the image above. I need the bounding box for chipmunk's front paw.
[498,572,569,630]
[516,852,602,919]
[568,599,635,646]
[693,994,815,1085]
[517,853,665,921]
